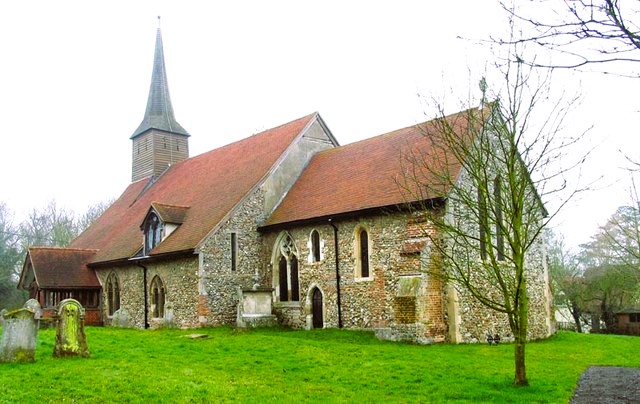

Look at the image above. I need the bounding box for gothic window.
[311,230,321,262]
[106,272,120,316]
[276,234,300,302]
[478,177,505,261]
[494,176,505,261]
[355,227,370,279]
[478,187,488,260]
[150,275,165,318]
[144,212,164,255]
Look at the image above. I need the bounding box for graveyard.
[1,307,638,402]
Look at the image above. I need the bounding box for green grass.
[0,327,637,403]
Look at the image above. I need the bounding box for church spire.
[131,17,188,139]
[131,18,190,182]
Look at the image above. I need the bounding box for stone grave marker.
[0,308,38,363]
[111,308,131,328]
[53,299,90,358]
[164,301,175,328]
[23,299,43,320]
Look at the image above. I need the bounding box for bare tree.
[0,203,25,309]
[547,230,587,332]
[19,201,78,249]
[76,199,113,235]
[398,56,586,385]
[497,1,640,75]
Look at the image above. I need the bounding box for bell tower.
[131,18,189,182]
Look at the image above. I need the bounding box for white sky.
[1,1,639,250]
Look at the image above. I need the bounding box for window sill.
[274,301,301,308]
[354,276,374,282]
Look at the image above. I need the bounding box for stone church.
[18,26,553,343]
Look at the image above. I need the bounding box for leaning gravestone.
[111,308,131,328]
[23,299,43,320]
[0,308,38,363]
[53,299,90,358]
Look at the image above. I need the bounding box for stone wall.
[261,210,448,342]
[444,147,554,343]
[452,234,553,343]
[95,256,199,329]
[197,187,268,326]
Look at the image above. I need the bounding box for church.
[18,26,553,343]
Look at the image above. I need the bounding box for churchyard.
[0,325,638,403]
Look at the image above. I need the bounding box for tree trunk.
[513,276,529,386]
[514,339,528,386]
[571,301,582,333]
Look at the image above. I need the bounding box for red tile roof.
[150,203,189,225]
[25,247,100,288]
[71,113,318,263]
[265,108,482,226]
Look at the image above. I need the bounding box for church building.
[18,26,554,343]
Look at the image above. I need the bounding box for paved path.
[571,366,640,403]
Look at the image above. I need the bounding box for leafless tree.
[497,1,640,75]
[397,57,587,385]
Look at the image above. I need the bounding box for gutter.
[328,218,343,329]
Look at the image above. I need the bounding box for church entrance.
[312,288,323,328]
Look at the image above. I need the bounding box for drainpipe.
[328,218,343,328]
[136,262,150,329]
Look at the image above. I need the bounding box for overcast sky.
[1,1,639,250]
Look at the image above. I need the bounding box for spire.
[131,18,188,139]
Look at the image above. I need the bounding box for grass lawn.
[0,327,638,403]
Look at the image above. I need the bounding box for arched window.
[275,234,300,302]
[106,272,120,316]
[144,213,164,255]
[150,276,165,318]
[311,230,321,262]
[356,227,370,279]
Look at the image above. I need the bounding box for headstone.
[53,299,90,358]
[0,308,38,363]
[111,308,131,328]
[23,299,43,320]
[164,302,175,328]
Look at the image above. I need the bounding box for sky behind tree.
[1,0,638,250]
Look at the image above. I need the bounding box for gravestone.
[24,299,43,320]
[111,308,131,328]
[0,308,38,363]
[164,302,175,328]
[53,299,90,358]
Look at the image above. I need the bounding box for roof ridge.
[29,246,99,252]
[151,202,190,209]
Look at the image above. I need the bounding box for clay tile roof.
[150,203,189,225]
[25,247,100,288]
[71,113,318,264]
[265,107,483,227]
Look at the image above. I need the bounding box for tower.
[131,19,189,182]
